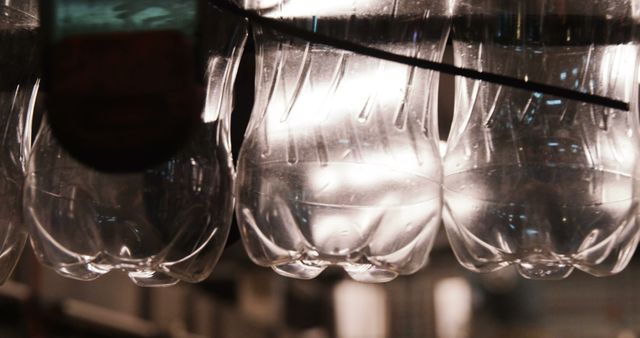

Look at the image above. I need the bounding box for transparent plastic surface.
[235,0,450,282]
[443,0,640,279]
[23,7,247,287]
[0,0,38,28]
[0,0,38,285]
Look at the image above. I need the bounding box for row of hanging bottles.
[0,0,638,286]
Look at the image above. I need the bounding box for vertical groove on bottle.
[321,52,348,122]
[506,91,523,167]
[600,47,612,134]
[245,31,265,136]
[260,42,287,156]
[538,0,547,32]
[287,129,298,164]
[376,105,392,155]
[589,102,598,127]
[541,103,550,139]
[586,130,601,197]
[592,125,602,170]
[257,38,281,128]
[8,85,19,116]
[600,110,610,131]
[518,93,535,125]
[22,79,38,170]
[314,127,329,166]
[260,125,271,158]
[590,44,611,131]
[391,0,399,17]
[3,87,19,169]
[456,43,483,145]
[601,48,623,131]
[420,70,434,135]
[559,101,575,126]
[211,59,234,124]
[205,60,229,121]
[625,106,636,139]
[607,130,624,164]
[601,49,613,106]
[483,85,502,127]
[483,129,494,163]
[610,47,624,105]
[281,42,312,123]
[458,80,480,140]
[358,61,384,123]
[417,9,433,136]
[280,42,302,164]
[347,117,363,162]
[394,66,415,130]
[405,115,422,165]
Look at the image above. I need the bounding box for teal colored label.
[50,0,198,41]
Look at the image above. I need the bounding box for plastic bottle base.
[271,261,400,283]
[515,260,575,280]
[52,263,186,287]
[453,255,629,280]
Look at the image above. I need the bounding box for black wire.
[210,0,630,112]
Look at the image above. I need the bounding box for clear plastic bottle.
[0,0,38,284]
[235,0,450,282]
[23,5,247,286]
[444,0,640,279]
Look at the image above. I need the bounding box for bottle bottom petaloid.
[443,166,640,280]
[53,263,181,287]
[31,249,217,287]
[237,159,443,283]
[443,230,640,280]
[27,216,231,287]
[27,210,232,287]
[270,258,401,283]
[443,205,640,280]
[238,197,441,283]
[246,217,440,282]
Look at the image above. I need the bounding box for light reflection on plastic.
[603,177,634,205]
[310,214,377,252]
[265,64,408,132]
[258,0,378,17]
[246,0,452,17]
[445,189,479,220]
[439,140,448,157]
[308,153,424,194]
[203,58,230,123]
[600,46,637,103]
